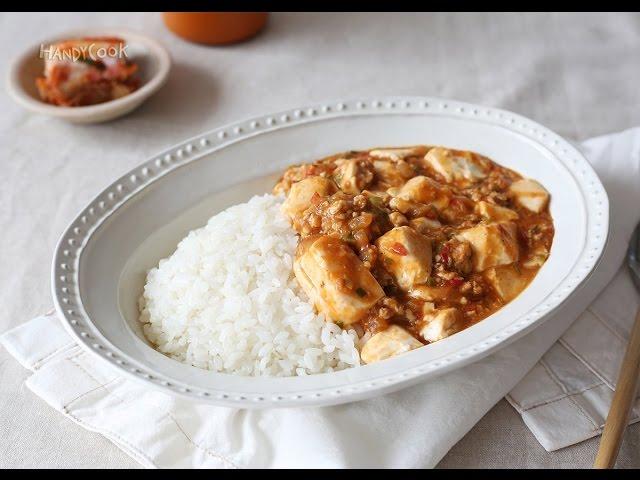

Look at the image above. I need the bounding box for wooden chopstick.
[594,308,640,468]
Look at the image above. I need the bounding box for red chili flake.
[310,192,322,206]
[440,245,450,264]
[447,277,464,288]
[390,242,408,256]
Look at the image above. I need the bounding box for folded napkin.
[507,128,640,451]
[2,128,640,468]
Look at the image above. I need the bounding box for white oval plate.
[52,97,609,408]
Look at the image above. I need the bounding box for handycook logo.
[39,42,129,62]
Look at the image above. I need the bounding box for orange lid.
[162,12,268,45]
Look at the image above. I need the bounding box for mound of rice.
[139,194,362,376]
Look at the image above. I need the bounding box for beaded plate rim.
[51,96,609,407]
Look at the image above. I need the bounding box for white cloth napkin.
[2,128,640,468]
[507,128,640,451]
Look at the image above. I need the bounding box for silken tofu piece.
[410,217,442,234]
[332,158,374,194]
[422,147,488,184]
[282,176,336,219]
[372,159,415,188]
[376,226,432,290]
[484,265,529,302]
[389,175,452,210]
[294,236,384,324]
[475,201,519,222]
[360,325,423,364]
[420,307,464,342]
[508,179,550,213]
[369,147,425,161]
[456,222,519,272]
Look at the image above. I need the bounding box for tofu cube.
[369,147,425,161]
[333,158,373,194]
[509,179,550,213]
[410,217,442,234]
[376,226,432,290]
[372,159,414,188]
[282,176,336,219]
[422,147,488,184]
[294,236,384,324]
[420,308,463,342]
[391,175,452,210]
[475,201,519,221]
[360,325,423,364]
[456,222,519,272]
[485,265,530,302]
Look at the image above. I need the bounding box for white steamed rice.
[139,193,362,376]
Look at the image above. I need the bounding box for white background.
[1,12,639,468]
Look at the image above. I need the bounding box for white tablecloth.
[1,11,640,468]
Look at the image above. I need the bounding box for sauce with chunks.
[275,146,554,364]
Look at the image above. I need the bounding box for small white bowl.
[6,29,171,124]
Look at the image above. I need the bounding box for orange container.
[162,12,268,45]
